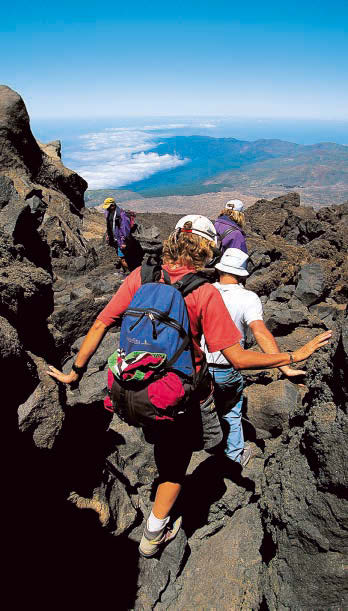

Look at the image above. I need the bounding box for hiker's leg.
[120,257,129,273]
[139,418,191,556]
[113,243,122,268]
[116,243,129,274]
[152,482,181,519]
[222,389,244,462]
[210,367,245,462]
[139,478,183,557]
[152,420,193,518]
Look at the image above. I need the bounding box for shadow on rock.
[11,418,140,611]
[53,400,122,496]
[179,455,255,539]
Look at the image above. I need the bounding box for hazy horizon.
[30,117,348,191]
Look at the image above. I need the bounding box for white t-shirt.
[202,282,263,365]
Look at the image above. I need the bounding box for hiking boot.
[239,445,252,468]
[139,516,182,558]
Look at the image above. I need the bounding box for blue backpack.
[106,260,210,427]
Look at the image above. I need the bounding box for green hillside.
[85,136,348,204]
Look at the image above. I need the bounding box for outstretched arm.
[221,330,331,370]
[249,320,306,376]
[47,319,108,384]
[47,269,139,385]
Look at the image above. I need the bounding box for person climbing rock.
[214,199,247,254]
[102,197,131,274]
[47,215,331,559]
[202,248,307,468]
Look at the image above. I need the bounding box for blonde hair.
[219,207,246,229]
[163,221,215,271]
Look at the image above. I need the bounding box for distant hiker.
[102,197,131,274]
[47,216,331,559]
[214,199,247,254]
[202,248,307,467]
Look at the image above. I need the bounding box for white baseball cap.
[225,199,244,212]
[175,215,217,245]
[215,248,249,276]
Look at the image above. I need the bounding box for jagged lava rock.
[244,379,304,437]
[18,353,65,449]
[295,262,327,305]
[1,87,346,611]
[174,504,263,610]
[0,85,93,262]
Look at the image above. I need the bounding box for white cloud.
[197,122,217,128]
[142,123,190,130]
[67,127,189,189]
[143,122,217,130]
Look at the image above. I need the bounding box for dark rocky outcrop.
[18,352,65,449]
[2,87,347,609]
[245,194,348,304]
[0,85,93,262]
[0,86,86,209]
[14,186,346,608]
[295,262,327,306]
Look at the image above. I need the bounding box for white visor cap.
[215,247,249,276]
[225,199,244,212]
[175,214,217,245]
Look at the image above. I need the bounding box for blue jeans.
[209,366,244,463]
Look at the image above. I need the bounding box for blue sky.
[2,1,348,119]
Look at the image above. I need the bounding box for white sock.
[147,511,170,532]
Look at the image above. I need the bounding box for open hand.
[293,330,332,363]
[280,365,306,377]
[47,365,79,385]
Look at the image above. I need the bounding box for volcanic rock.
[244,379,304,437]
[295,262,327,306]
[18,352,65,449]
[2,85,347,610]
[0,85,91,261]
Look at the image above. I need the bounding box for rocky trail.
[1,85,348,610]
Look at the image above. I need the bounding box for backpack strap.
[166,334,191,368]
[141,258,171,285]
[171,271,211,383]
[151,270,207,371]
[172,271,211,297]
[218,227,238,241]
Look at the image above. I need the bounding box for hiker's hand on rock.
[293,330,332,363]
[47,365,79,385]
[280,365,306,377]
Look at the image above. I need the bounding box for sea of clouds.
[66,122,216,189]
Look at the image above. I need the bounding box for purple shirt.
[104,206,131,248]
[214,215,247,254]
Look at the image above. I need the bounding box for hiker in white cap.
[214,199,247,255]
[202,248,307,468]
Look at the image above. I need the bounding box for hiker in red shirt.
[48,214,332,558]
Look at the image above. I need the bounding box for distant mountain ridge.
[84,188,145,208]
[87,135,348,206]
